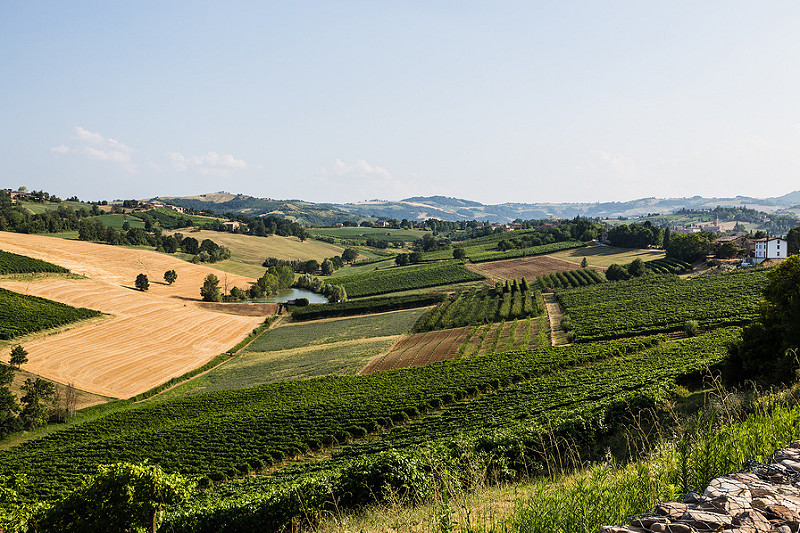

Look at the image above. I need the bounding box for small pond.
[262,288,329,304]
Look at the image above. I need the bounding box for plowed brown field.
[359,327,470,374]
[0,232,264,398]
[466,255,603,281]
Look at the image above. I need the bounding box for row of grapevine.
[161,328,739,532]
[645,257,692,274]
[538,268,606,289]
[0,334,666,500]
[556,268,768,342]
[331,261,485,298]
[0,249,69,274]
[0,288,101,339]
[415,280,541,332]
[290,293,446,321]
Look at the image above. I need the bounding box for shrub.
[684,320,699,337]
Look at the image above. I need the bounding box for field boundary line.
[543,292,569,346]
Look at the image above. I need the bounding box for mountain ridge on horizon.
[154,189,800,225]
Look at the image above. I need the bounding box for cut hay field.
[547,242,665,268]
[0,231,264,398]
[167,230,345,277]
[465,255,603,282]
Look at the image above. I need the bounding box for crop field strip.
[556,268,769,342]
[414,281,540,332]
[422,239,585,263]
[0,287,101,339]
[465,254,602,282]
[1,333,678,500]
[547,242,666,268]
[537,267,606,289]
[0,249,70,274]
[289,292,445,321]
[331,261,485,298]
[363,316,541,374]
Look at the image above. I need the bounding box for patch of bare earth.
[359,327,470,374]
[466,255,603,282]
[197,302,279,316]
[543,292,568,346]
[0,231,264,398]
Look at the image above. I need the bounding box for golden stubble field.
[0,232,264,399]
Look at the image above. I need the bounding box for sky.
[2,1,800,205]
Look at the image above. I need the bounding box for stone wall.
[601,440,800,533]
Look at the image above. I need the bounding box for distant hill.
[153,190,800,225]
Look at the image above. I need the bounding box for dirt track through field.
[0,232,265,398]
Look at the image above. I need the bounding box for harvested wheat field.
[0,231,264,398]
[466,255,603,282]
[360,327,470,374]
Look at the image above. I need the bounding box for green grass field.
[18,200,88,214]
[548,242,665,268]
[165,230,346,278]
[159,337,399,399]
[249,309,426,352]
[157,309,427,399]
[310,227,424,242]
[93,214,146,229]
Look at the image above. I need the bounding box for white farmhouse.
[753,237,787,261]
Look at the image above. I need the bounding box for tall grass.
[308,384,800,533]
[504,385,800,533]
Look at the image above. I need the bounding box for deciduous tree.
[163,270,177,285]
[727,255,800,384]
[9,345,27,369]
[19,378,55,430]
[341,248,359,263]
[135,273,149,291]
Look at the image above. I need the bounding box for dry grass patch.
[548,242,665,268]
[466,255,602,282]
[0,231,264,398]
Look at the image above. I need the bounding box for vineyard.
[537,268,606,289]
[166,328,738,531]
[331,261,485,298]
[0,249,69,274]
[0,329,734,504]
[556,268,769,342]
[414,280,541,332]
[290,292,446,321]
[645,257,692,274]
[0,287,101,339]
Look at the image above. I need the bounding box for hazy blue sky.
[2,1,800,204]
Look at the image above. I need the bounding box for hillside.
[154,189,800,224]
